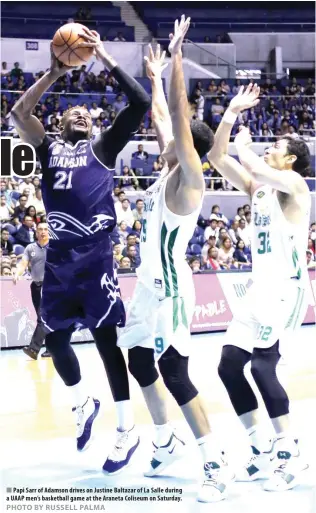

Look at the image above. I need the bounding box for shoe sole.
[77,400,100,452]
[263,464,309,492]
[144,450,186,477]
[103,437,140,475]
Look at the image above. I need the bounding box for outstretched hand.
[144,44,168,80]
[235,126,253,147]
[50,43,76,77]
[229,83,260,114]
[168,14,191,55]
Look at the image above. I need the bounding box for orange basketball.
[52,23,94,67]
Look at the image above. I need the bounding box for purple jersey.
[37,137,116,241]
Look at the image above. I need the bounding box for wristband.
[223,110,237,125]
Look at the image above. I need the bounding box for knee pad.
[158,347,198,406]
[218,345,251,385]
[128,347,159,388]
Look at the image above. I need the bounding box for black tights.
[45,325,130,402]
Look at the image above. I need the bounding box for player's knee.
[159,348,198,406]
[250,355,273,385]
[128,347,159,387]
[218,345,249,384]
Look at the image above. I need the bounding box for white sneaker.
[73,396,100,451]
[103,425,140,475]
[236,444,275,481]
[197,454,235,503]
[264,443,309,491]
[144,432,185,477]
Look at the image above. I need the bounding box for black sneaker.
[41,350,51,358]
[22,347,38,360]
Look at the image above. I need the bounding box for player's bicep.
[11,113,45,148]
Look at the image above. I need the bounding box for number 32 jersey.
[251,184,310,290]
[36,136,116,241]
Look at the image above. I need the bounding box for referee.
[13,221,50,360]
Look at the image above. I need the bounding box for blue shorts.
[41,232,125,332]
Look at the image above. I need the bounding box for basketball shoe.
[236,441,276,481]
[197,453,235,503]
[264,439,308,491]
[103,425,140,475]
[144,432,186,477]
[73,396,100,451]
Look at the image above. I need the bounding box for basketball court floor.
[1,326,316,513]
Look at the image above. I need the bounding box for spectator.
[132,144,149,161]
[25,206,37,227]
[201,235,217,265]
[10,62,23,79]
[13,194,28,222]
[132,199,144,221]
[113,243,123,265]
[14,215,36,247]
[122,234,139,257]
[32,176,41,189]
[204,215,219,240]
[19,177,35,195]
[0,194,14,222]
[218,237,234,269]
[114,32,126,42]
[228,220,240,245]
[126,245,140,268]
[310,222,316,241]
[206,247,221,270]
[119,256,131,269]
[1,263,12,276]
[117,220,129,245]
[190,89,205,120]
[216,227,229,248]
[116,198,135,227]
[92,118,102,137]
[189,257,201,273]
[1,61,9,76]
[118,166,138,191]
[114,189,125,204]
[211,98,224,115]
[306,250,316,269]
[211,204,228,225]
[237,218,251,247]
[209,169,226,191]
[113,94,126,113]
[307,238,315,259]
[233,240,252,268]
[131,220,142,240]
[235,206,245,221]
[1,228,14,256]
[89,101,104,120]
[32,188,45,217]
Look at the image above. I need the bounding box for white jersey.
[251,185,311,291]
[136,167,204,298]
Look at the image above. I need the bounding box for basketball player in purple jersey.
[11,28,150,474]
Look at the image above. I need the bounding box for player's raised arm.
[144,44,173,154]
[11,46,73,147]
[234,128,310,196]
[168,16,204,190]
[78,29,151,167]
[208,84,261,195]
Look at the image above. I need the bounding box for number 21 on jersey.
[53,170,73,190]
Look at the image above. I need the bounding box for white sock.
[247,426,270,453]
[155,423,173,446]
[196,434,220,465]
[116,400,134,431]
[69,381,88,408]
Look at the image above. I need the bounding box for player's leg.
[91,324,139,475]
[158,345,233,503]
[23,281,47,360]
[45,326,100,451]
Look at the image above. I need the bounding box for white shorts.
[118,280,195,360]
[225,280,309,357]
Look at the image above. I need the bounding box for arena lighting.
[236,69,262,78]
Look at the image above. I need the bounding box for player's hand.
[77,27,117,67]
[168,15,191,56]
[49,43,75,78]
[144,44,168,81]
[229,83,260,114]
[13,273,19,285]
[235,126,253,147]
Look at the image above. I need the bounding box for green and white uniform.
[225,184,312,355]
[118,167,203,359]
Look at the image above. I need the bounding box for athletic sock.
[69,381,88,408]
[115,400,134,431]
[247,425,271,453]
[196,433,221,465]
[155,423,173,446]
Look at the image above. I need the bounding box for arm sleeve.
[92,66,151,169]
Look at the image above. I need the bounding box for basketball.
[52,23,94,67]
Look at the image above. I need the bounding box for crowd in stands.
[1,175,316,277]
